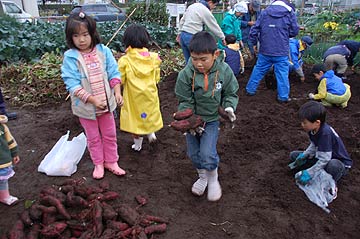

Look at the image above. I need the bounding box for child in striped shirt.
[61,13,125,179]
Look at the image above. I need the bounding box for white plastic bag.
[38,131,87,176]
[296,169,337,213]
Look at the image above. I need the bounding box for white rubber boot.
[206,168,222,201]
[191,169,208,196]
[131,137,143,151]
[147,132,157,143]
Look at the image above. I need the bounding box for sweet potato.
[173,108,193,120]
[87,193,104,201]
[101,202,117,221]
[144,223,167,234]
[144,215,169,224]
[102,191,119,201]
[29,204,43,221]
[135,195,147,206]
[117,204,139,226]
[92,200,103,237]
[115,228,132,238]
[106,220,129,231]
[26,223,41,239]
[40,195,71,220]
[66,191,89,208]
[70,229,83,238]
[98,228,117,239]
[59,185,74,194]
[7,219,25,239]
[78,230,95,239]
[19,210,33,227]
[41,221,67,238]
[74,185,94,198]
[40,186,66,203]
[35,205,57,214]
[42,213,57,226]
[170,115,203,133]
[137,230,147,239]
[70,208,91,221]
[66,220,88,232]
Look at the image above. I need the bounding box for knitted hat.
[234,2,248,13]
[301,36,314,47]
[250,0,261,11]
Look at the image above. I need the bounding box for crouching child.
[174,31,239,201]
[289,101,352,192]
[308,64,351,108]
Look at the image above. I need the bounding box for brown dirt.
[0,64,359,238]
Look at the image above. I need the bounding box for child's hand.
[13,156,20,165]
[308,93,315,99]
[91,95,107,110]
[115,93,124,107]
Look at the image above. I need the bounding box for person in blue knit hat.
[289,35,313,82]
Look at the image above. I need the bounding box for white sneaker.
[206,168,222,201]
[147,132,157,143]
[191,169,208,196]
[131,137,143,151]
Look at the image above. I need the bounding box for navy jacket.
[240,8,261,43]
[224,47,241,76]
[249,0,299,56]
[323,45,351,61]
[337,40,360,66]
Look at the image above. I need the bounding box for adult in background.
[240,0,261,60]
[245,0,299,103]
[218,2,248,49]
[323,44,351,80]
[176,0,225,63]
[289,35,313,83]
[336,40,360,74]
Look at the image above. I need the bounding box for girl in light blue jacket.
[61,13,126,179]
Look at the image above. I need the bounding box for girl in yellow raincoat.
[118,24,163,151]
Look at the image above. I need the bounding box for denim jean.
[180,31,194,64]
[246,53,290,101]
[290,150,347,182]
[186,121,220,171]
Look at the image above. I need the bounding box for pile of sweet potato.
[3,178,168,239]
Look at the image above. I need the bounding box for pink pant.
[79,112,119,165]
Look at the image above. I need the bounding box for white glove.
[224,107,236,122]
[240,67,245,74]
[308,93,315,100]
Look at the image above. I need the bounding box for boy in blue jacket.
[308,64,351,108]
[289,36,313,82]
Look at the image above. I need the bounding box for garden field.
[0,62,359,238]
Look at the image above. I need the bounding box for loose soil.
[0,64,359,238]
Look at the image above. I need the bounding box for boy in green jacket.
[175,31,239,201]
